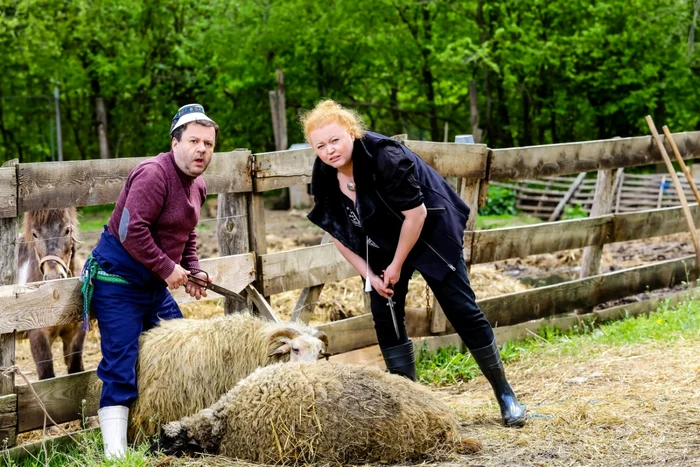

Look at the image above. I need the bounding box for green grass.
[417,297,700,386]
[77,205,114,233]
[6,298,700,466]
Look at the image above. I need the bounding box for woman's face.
[309,123,354,170]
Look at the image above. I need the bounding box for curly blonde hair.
[300,99,367,143]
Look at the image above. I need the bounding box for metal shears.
[187,267,246,302]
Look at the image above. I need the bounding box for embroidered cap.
[170,103,216,135]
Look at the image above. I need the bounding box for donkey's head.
[23,208,79,280]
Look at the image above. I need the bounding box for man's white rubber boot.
[98,405,128,459]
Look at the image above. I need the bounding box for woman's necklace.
[347,180,356,192]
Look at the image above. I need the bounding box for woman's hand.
[382,261,402,290]
[369,272,394,299]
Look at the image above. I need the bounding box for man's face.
[172,123,216,177]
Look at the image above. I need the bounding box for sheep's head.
[267,327,330,362]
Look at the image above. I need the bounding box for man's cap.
[170,103,216,135]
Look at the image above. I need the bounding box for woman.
[303,100,526,427]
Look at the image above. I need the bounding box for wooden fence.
[2,131,700,449]
[499,169,700,220]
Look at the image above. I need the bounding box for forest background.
[2,0,700,163]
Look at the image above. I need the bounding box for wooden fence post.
[291,233,331,323]
[0,159,18,447]
[430,135,481,334]
[579,168,620,282]
[217,192,250,314]
[247,190,269,308]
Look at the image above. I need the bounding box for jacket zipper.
[373,190,456,272]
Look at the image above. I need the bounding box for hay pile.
[271,265,531,325]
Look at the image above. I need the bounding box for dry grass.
[439,338,700,466]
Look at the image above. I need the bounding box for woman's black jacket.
[307,131,470,281]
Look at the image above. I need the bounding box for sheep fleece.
[129,313,320,440]
[170,361,481,464]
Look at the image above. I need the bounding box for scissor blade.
[206,282,247,302]
[387,297,400,340]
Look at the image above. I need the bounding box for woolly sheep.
[150,362,482,464]
[129,313,329,441]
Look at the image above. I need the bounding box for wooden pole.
[291,232,331,323]
[217,191,250,314]
[0,159,18,446]
[662,125,700,206]
[645,116,700,268]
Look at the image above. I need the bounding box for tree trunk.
[469,80,483,143]
[96,97,110,159]
[421,6,439,141]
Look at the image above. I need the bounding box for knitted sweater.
[107,151,206,280]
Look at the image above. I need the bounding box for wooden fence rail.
[3,130,700,447]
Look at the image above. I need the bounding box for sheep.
[150,361,482,465]
[129,313,329,442]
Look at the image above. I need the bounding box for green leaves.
[1,0,700,163]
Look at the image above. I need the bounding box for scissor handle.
[187,267,210,289]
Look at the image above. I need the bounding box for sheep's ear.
[313,330,329,349]
[268,343,291,357]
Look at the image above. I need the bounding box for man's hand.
[165,265,190,290]
[185,271,211,300]
[369,273,394,299]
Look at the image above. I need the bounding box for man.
[82,104,218,458]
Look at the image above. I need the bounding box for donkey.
[18,208,86,380]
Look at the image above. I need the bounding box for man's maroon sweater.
[107,151,206,281]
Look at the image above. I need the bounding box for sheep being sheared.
[129,313,329,441]
[150,362,482,465]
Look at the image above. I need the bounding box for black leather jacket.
[307,131,470,281]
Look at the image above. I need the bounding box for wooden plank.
[548,172,587,221]
[612,204,700,243]
[479,255,698,327]
[244,284,280,323]
[17,151,252,211]
[0,394,17,445]
[253,141,487,191]
[16,370,101,433]
[471,204,700,265]
[469,215,611,264]
[404,140,488,178]
[260,243,357,296]
[0,166,17,218]
[217,193,250,314]
[253,147,316,192]
[316,314,377,355]
[490,131,700,181]
[0,253,256,334]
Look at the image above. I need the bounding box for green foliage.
[561,204,588,220]
[478,185,517,216]
[2,0,700,164]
